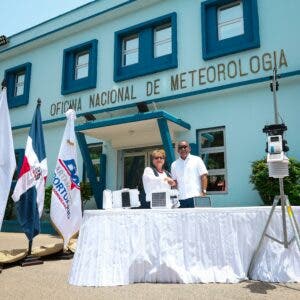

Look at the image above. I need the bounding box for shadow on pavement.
[244,281,276,294]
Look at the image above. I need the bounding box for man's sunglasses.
[153,156,164,160]
[178,145,188,150]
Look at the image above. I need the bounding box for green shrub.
[250,157,300,205]
[79,181,93,206]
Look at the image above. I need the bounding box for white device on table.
[150,189,179,209]
[102,189,140,209]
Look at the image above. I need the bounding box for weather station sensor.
[263,123,289,178]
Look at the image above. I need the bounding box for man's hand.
[165,177,176,187]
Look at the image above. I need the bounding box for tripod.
[248,68,300,278]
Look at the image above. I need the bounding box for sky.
[0,0,94,37]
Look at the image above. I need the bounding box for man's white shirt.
[171,154,208,200]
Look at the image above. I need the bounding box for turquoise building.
[0,0,299,218]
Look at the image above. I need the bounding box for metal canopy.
[76,110,190,149]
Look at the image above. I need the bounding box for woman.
[142,149,176,203]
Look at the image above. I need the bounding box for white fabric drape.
[69,207,300,286]
[0,88,16,228]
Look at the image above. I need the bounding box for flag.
[50,109,82,248]
[12,101,47,241]
[0,88,16,229]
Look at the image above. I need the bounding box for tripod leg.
[279,180,288,248]
[285,197,300,251]
[247,196,279,278]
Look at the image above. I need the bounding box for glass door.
[122,146,164,190]
[123,152,147,190]
[122,147,163,208]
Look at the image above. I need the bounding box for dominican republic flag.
[12,101,47,241]
[0,87,16,229]
[50,109,82,248]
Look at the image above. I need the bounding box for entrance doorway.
[122,145,176,190]
[122,147,159,207]
[123,148,154,190]
[121,145,175,206]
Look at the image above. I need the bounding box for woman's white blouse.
[142,167,171,202]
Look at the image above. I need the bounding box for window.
[15,72,25,96]
[5,63,31,108]
[201,0,260,60]
[218,1,244,40]
[154,23,172,57]
[198,127,227,193]
[61,39,98,95]
[122,35,139,66]
[75,51,89,80]
[114,12,177,82]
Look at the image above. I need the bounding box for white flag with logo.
[50,109,82,248]
[0,88,16,229]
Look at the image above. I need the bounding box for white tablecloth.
[69,207,300,286]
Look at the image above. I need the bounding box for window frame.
[114,12,177,82]
[14,72,26,97]
[154,22,172,58]
[61,39,98,95]
[197,126,228,194]
[5,63,32,108]
[122,34,139,67]
[217,1,244,40]
[201,0,260,60]
[75,50,90,80]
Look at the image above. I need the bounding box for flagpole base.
[21,255,44,267]
[55,249,74,260]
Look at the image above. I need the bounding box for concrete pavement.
[0,233,299,300]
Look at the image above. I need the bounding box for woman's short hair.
[151,149,166,159]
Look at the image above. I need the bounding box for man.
[171,140,208,208]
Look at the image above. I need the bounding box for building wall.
[1,0,299,208]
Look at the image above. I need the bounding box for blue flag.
[12,102,48,241]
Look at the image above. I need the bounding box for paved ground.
[0,232,299,300]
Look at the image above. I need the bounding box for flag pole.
[20,98,45,267]
[28,240,33,256]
